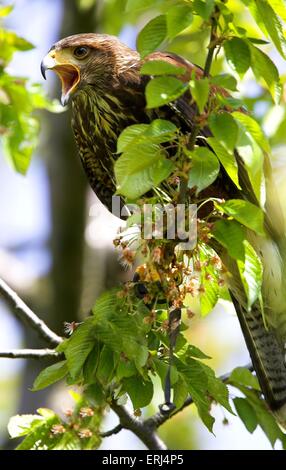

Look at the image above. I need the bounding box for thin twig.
[178,9,219,201]
[0,277,62,347]
[111,400,167,450]
[100,424,123,438]
[144,363,254,430]
[203,6,219,78]
[0,348,62,359]
[172,7,221,411]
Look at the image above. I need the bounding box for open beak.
[41,53,80,106]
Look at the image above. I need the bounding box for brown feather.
[49,33,234,210]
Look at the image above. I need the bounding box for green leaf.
[8,411,60,450]
[207,137,240,188]
[83,342,102,384]
[190,394,215,432]
[64,319,96,379]
[8,414,44,438]
[145,76,187,108]
[52,432,82,451]
[29,84,63,112]
[255,403,284,447]
[224,38,251,76]
[117,119,177,154]
[122,376,154,409]
[254,0,286,58]
[232,112,267,200]
[189,78,209,114]
[238,386,284,447]
[117,124,149,153]
[248,37,270,45]
[187,344,211,360]
[209,112,238,152]
[268,0,286,22]
[137,15,167,58]
[173,376,189,409]
[37,408,56,418]
[96,346,116,385]
[2,125,37,174]
[0,74,58,175]
[117,358,137,380]
[85,382,106,407]
[233,397,258,433]
[200,363,233,414]
[237,240,263,310]
[193,0,215,19]
[176,358,209,396]
[115,147,174,199]
[217,94,244,110]
[174,332,188,352]
[200,276,219,316]
[0,30,34,53]
[32,361,68,391]
[215,199,265,236]
[213,220,245,261]
[125,0,154,12]
[145,119,178,142]
[0,5,13,17]
[219,2,234,23]
[236,139,263,201]
[211,74,238,91]
[176,358,215,431]
[91,290,149,369]
[229,367,260,391]
[140,59,186,76]
[188,147,220,194]
[166,5,193,39]
[197,244,220,316]
[0,30,34,77]
[248,42,281,103]
[232,112,270,153]
[116,144,173,199]
[153,358,178,389]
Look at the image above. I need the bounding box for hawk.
[41,33,286,424]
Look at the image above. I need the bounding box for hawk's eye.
[73,46,89,59]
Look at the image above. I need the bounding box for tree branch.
[0,275,254,448]
[103,361,253,447]
[0,348,62,359]
[144,362,254,430]
[203,6,220,78]
[111,400,167,450]
[100,424,123,438]
[178,8,220,202]
[0,277,62,347]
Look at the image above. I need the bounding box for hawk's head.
[41,33,139,105]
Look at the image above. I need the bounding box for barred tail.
[231,294,286,411]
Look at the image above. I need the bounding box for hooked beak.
[41,53,80,106]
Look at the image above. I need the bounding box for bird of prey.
[41,33,286,425]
